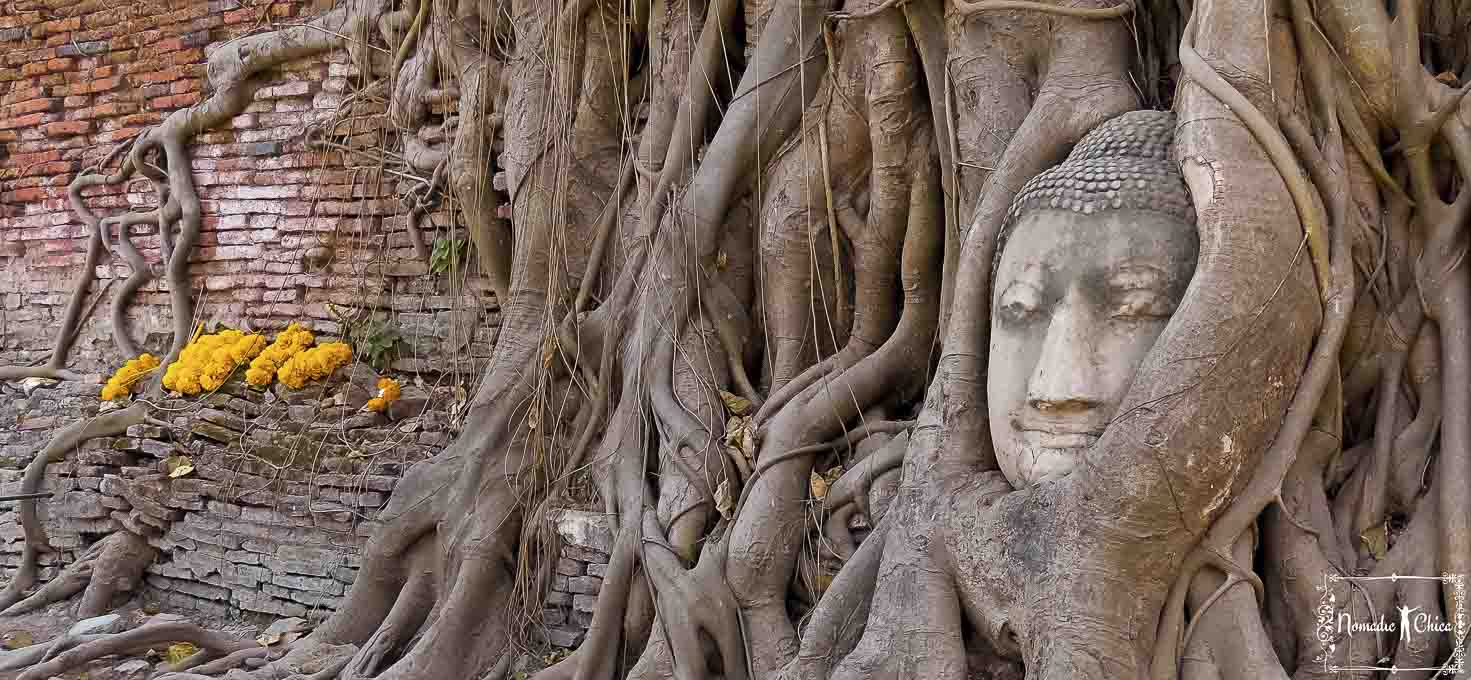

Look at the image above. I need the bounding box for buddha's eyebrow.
[1106,263,1167,290]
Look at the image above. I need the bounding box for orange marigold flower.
[162,329,266,395]
[277,341,353,389]
[101,353,161,401]
[366,377,401,412]
[246,323,314,387]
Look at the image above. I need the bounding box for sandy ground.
[0,595,258,680]
[0,595,561,680]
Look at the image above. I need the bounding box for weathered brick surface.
[1,0,502,384]
[543,510,614,649]
[0,371,450,619]
[0,0,533,624]
[0,372,612,629]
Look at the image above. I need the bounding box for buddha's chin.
[1005,445,1092,489]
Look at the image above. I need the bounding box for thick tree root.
[0,532,155,618]
[15,615,255,680]
[0,404,157,612]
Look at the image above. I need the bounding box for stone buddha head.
[988,110,1198,489]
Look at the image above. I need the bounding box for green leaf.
[430,238,468,274]
[1361,525,1388,560]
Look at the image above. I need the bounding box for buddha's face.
[988,209,1197,489]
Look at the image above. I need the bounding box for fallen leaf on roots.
[165,455,195,478]
[715,479,735,519]
[724,416,756,463]
[257,617,309,646]
[810,472,829,499]
[166,641,199,664]
[1361,525,1388,560]
[720,390,752,416]
[3,630,32,649]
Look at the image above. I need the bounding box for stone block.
[545,627,583,648]
[550,509,615,554]
[566,576,602,595]
[555,558,581,576]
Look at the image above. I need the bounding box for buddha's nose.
[1026,291,1105,413]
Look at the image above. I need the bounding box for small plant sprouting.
[430,237,468,274]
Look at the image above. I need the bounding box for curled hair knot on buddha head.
[995,110,1195,281]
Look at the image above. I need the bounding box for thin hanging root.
[16,617,255,680]
[954,0,1134,19]
[1337,89,1410,205]
[749,420,914,483]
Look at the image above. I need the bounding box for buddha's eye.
[1110,288,1172,320]
[997,282,1044,325]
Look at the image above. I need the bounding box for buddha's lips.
[1011,414,1106,449]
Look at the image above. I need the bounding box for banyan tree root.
[0,531,156,618]
[0,404,159,612]
[14,615,255,680]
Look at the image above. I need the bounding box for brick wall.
[0,0,502,380]
[0,0,561,627]
[0,371,613,629]
[545,510,614,649]
[0,369,444,619]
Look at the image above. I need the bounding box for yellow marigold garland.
[245,323,314,387]
[366,377,401,412]
[162,329,267,395]
[100,353,161,401]
[277,341,353,389]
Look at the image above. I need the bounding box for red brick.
[1,86,47,105]
[5,149,61,165]
[32,16,80,38]
[42,120,91,137]
[20,61,51,77]
[116,112,161,127]
[3,98,60,116]
[0,112,47,130]
[92,77,123,94]
[159,92,198,109]
[95,127,146,143]
[81,102,137,118]
[133,69,180,85]
[2,186,48,202]
[0,12,39,30]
